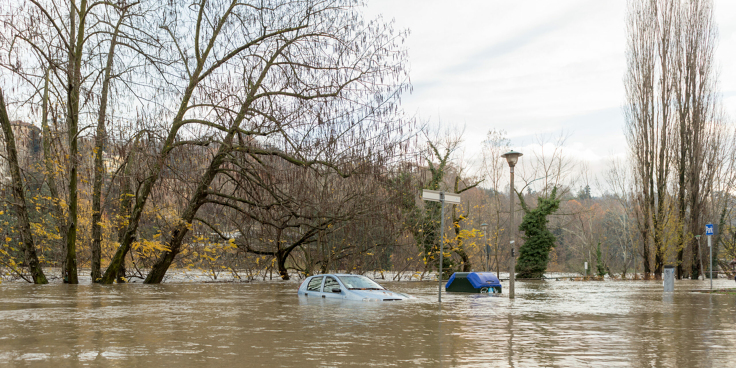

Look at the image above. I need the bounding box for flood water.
[1,277,736,367]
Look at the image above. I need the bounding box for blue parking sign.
[706,223,714,236]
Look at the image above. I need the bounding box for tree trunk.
[692,238,702,279]
[451,176,472,272]
[676,136,686,279]
[100,20,216,284]
[642,229,651,279]
[40,70,68,278]
[277,250,290,280]
[144,229,181,283]
[64,0,89,285]
[143,31,288,283]
[0,89,48,284]
[639,201,651,279]
[456,247,471,272]
[143,148,227,284]
[115,152,134,283]
[91,12,124,282]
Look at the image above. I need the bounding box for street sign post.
[706,223,714,290]
[422,190,461,204]
[421,190,461,303]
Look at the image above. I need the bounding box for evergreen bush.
[516,187,561,279]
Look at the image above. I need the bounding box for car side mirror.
[331,287,341,293]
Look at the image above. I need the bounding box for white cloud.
[365,0,736,169]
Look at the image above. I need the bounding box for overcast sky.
[365,0,736,175]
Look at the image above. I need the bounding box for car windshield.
[337,276,384,290]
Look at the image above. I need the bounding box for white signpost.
[706,223,714,290]
[422,190,461,302]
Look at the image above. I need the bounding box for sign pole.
[438,192,445,303]
[709,234,712,291]
[420,189,461,303]
[706,223,714,291]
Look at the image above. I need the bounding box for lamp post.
[481,223,489,272]
[501,150,522,299]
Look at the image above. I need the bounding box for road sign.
[420,190,461,303]
[706,223,714,236]
[421,190,461,204]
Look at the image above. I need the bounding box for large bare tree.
[93,0,410,284]
[625,0,723,279]
[0,89,48,284]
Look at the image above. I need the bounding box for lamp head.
[501,150,523,167]
[481,222,488,232]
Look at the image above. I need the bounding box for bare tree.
[625,0,676,279]
[626,0,723,279]
[95,0,410,284]
[602,158,639,277]
[0,89,47,283]
[480,129,510,276]
[90,3,137,282]
[1,0,148,283]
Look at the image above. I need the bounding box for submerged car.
[297,274,411,301]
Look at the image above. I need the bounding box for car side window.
[307,276,323,292]
[323,277,340,292]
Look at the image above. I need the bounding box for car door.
[321,276,343,299]
[304,276,324,297]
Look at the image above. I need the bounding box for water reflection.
[1,279,736,367]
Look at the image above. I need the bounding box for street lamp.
[481,223,489,272]
[501,150,522,299]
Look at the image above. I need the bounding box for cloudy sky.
[365,0,736,173]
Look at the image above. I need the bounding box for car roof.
[308,274,367,277]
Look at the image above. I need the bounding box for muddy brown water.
[1,278,736,367]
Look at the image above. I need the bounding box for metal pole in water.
[438,192,445,303]
[501,150,522,299]
[509,166,515,299]
[709,234,712,291]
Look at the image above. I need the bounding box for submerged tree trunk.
[0,89,48,284]
[91,12,125,282]
[99,10,214,283]
[636,204,651,279]
[64,0,91,285]
[277,250,289,280]
[143,147,228,284]
[40,70,68,278]
[115,150,135,283]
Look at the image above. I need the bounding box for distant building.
[102,151,125,174]
[0,121,43,183]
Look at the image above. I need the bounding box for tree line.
[1,0,735,284]
[0,0,411,283]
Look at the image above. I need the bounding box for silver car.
[297,274,411,301]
